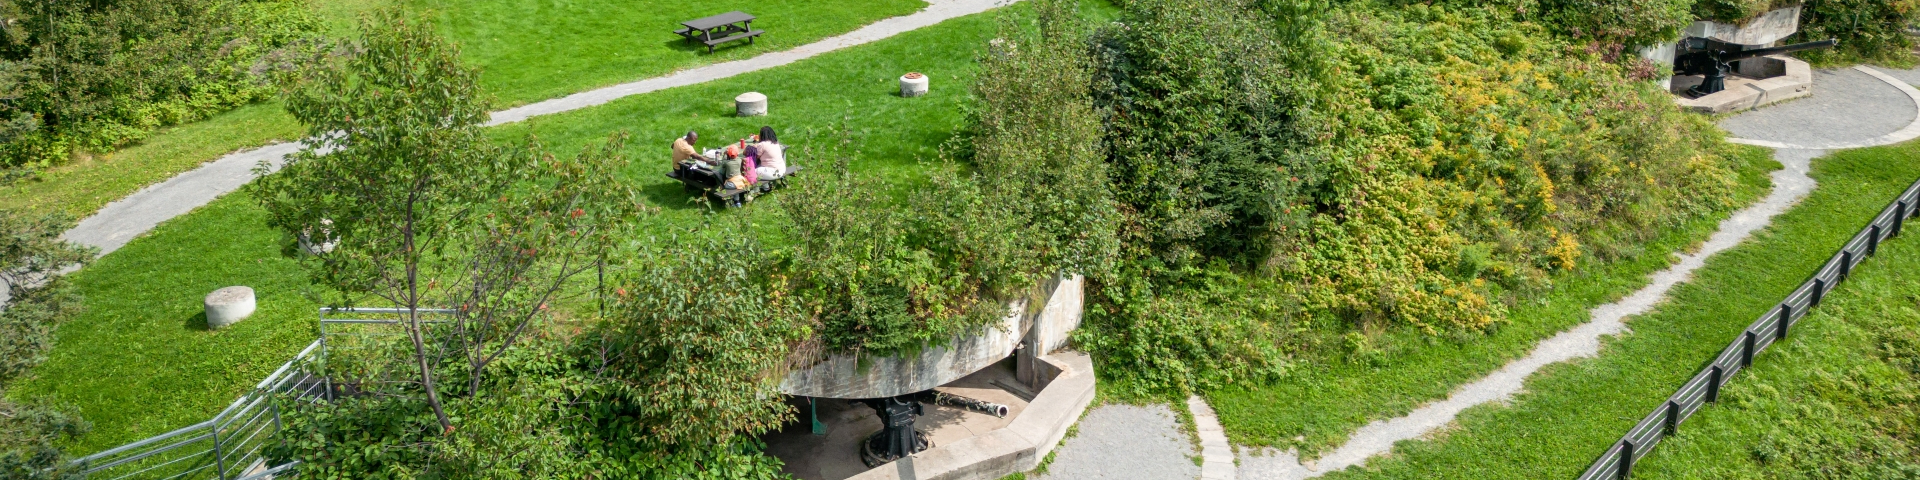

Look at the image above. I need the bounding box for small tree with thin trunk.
[251,10,639,433]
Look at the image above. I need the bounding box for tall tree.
[252,10,493,432]
[252,9,639,434]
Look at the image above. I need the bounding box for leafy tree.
[0,210,93,480]
[252,10,638,433]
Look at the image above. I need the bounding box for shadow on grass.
[184,312,210,331]
[658,37,765,57]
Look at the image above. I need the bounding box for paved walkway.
[1225,65,1920,479]
[57,0,1014,257]
[1033,404,1200,480]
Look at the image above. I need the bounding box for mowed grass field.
[6,3,1020,454]
[409,0,926,106]
[1204,145,1780,458]
[7,193,322,454]
[0,0,924,221]
[1630,199,1920,478]
[1306,140,1920,479]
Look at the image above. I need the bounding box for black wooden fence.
[1576,176,1920,479]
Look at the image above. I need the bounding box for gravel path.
[1035,404,1200,480]
[1232,65,1916,479]
[56,0,1014,257]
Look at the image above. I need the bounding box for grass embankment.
[8,4,1021,453]
[5,194,321,453]
[1310,140,1920,478]
[1205,145,1779,457]
[1629,214,1920,476]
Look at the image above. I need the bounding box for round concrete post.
[900,72,930,97]
[205,286,256,329]
[736,92,768,117]
[298,218,336,255]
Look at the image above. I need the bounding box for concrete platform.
[765,352,1097,480]
[1672,55,1813,114]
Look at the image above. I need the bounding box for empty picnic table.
[676,11,763,54]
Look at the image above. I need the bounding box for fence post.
[1707,365,1723,403]
[1617,439,1636,479]
[1776,304,1791,340]
[1741,331,1756,367]
[1870,225,1882,256]
[1664,400,1680,434]
[211,420,228,480]
[1811,278,1826,308]
[1898,201,1909,237]
[1840,250,1854,280]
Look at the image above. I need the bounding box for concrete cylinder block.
[298,218,336,255]
[900,72,930,98]
[205,286,256,329]
[736,92,768,117]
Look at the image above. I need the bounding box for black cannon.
[1674,37,1837,97]
[855,391,1014,467]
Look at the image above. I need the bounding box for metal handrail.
[1577,177,1920,479]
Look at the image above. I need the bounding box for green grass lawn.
[4,193,321,454]
[408,0,926,106]
[485,2,1007,239]
[1307,140,1920,479]
[1629,206,1920,478]
[1204,145,1780,458]
[0,0,924,222]
[0,104,303,219]
[8,3,1020,454]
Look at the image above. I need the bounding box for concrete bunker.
[765,275,1095,480]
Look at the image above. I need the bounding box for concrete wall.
[1684,5,1802,46]
[779,274,1084,399]
[846,352,1098,480]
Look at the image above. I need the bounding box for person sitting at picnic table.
[671,130,708,172]
[753,126,787,181]
[720,144,750,190]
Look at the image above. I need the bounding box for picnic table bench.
[676,11,763,54]
[665,150,802,208]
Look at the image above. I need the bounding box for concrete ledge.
[848,351,1097,480]
[1674,55,1813,114]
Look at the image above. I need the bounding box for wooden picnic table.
[677,11,763,54]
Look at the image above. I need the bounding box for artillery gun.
[1675,37,1837,97]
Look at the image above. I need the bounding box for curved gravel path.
[57,0,1015,257]
[1227,65,1918,479]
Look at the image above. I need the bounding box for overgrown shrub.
[781,7,1123,357]
[1062,0,1750,394]
[0,0,320,170]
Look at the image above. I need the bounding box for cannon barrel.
[1719,39,1839,62]
[916,391,1011,418]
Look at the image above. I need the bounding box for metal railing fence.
[1576,176,1920,479]
[65,307,455,480]
[66,340,327,480]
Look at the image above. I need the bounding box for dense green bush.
[0,0,319,170]
[779,0,1119,356]
[1065,0,1750,394]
